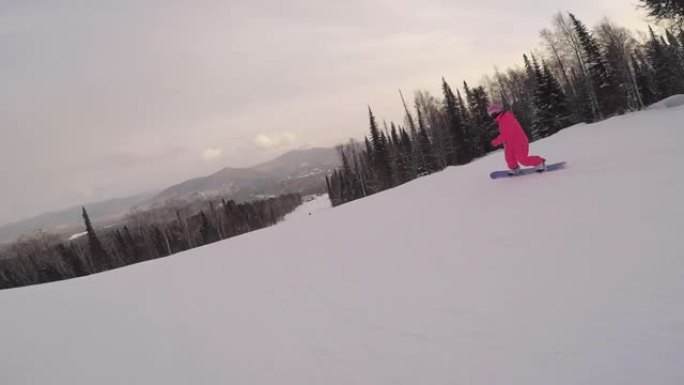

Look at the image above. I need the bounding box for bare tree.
[540,27,575,94]
[552,12,601,119]
[595,18,644,109]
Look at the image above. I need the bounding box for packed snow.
[646,94,684,110]
[1,105,684,384]
[282,194,331,222]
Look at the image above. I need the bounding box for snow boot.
[534,160,546,173]
[507,166,521,176]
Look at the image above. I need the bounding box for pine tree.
[442,78,471,165]
[455,89,478,159]
[82,207,110,271]
[350,147,369,198]
[666,29,684,77]
[522,54,542,132]
[462,82,486,157]
[398,128,416,180]
[467,85,495,153]
[568,13,602,120]
[367,107,393,190]
[325,174,335,205]
[362,136,378,193]
[647,26,684,98]
[223,199,239,238]
[113,230,133,265]
[380,130,391,169]
[415,105,439,174]
[339,147,354,199]
[339,145,366,203]
[199,210,212,245]
[533,62,572,138]
[151,226,169,257]
[666,29,684,64]
[639,0,684,24]
[36,260,61,283]
[530,58,547,139]
[523,54,537,84]
[389,123,410,184]
[569,13,624,118]
[56,243,88,277]
[596,20,640,111]
[123,225,144,262]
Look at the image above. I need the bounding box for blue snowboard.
[490,161,567,179]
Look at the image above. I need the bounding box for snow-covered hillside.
[1,105,684,384]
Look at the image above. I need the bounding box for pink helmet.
[487,104,503,117]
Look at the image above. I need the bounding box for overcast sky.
[0,0,650,225]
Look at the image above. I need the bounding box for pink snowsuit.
[491,111,544,170]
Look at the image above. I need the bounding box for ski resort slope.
[2,105,684,385]
[281,194,332,223]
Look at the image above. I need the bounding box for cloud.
[202,148,223,160]
[99,147,188,168]
[253,132,299,149]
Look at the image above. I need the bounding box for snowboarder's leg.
[513,142,545,167]
[504,144,519,171]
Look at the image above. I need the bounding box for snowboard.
[490,161,566,179]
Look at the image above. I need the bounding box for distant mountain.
[0,147,340,245]
[252,147,340,176]
[0,192,156,244]
[147,147,339,207]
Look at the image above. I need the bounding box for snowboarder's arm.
[491,134,505,147]
[490,112,510,147]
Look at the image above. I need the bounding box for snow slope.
[2,106,684,384]
[646,94,684,110]
[282,194,331,223]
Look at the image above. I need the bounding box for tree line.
[327,12,684,206]
[0,194,303,290]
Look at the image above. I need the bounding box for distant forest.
[0,194,302,289]
[328,12,684,206]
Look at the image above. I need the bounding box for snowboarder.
[487,104,546,175]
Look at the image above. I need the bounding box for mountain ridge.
[0,147,339,244]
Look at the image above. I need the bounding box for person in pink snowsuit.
[488,104,545,174]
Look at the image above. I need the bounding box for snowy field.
[1,105,684,384]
